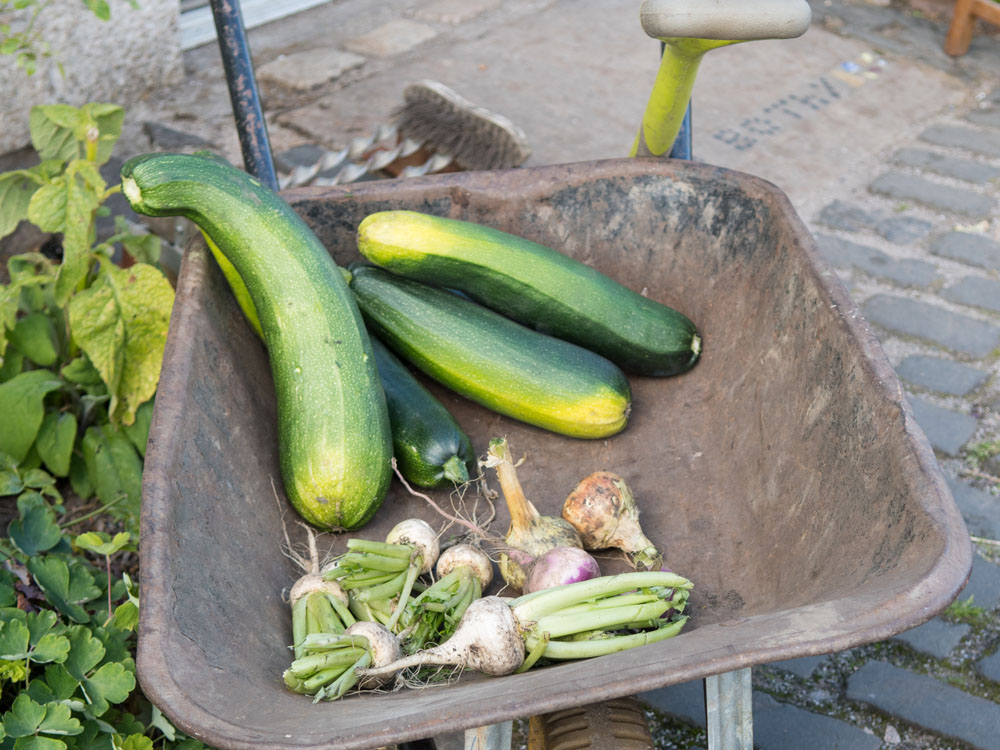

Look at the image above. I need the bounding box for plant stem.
[536,617,688,660]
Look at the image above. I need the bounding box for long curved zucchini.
[348,265,632,439]
[369,335,476,488]
[356,210,701,377]
[120,153,392,531]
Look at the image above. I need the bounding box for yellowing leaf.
[67,263,173,426]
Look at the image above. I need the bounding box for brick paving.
[123,0,1000,747]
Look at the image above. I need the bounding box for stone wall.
[0,0,183,155]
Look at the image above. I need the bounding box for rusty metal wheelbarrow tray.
[138,157,972,750]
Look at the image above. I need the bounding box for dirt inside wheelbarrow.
[136,158,970,750]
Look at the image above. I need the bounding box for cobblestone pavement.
[119,0,1000,747]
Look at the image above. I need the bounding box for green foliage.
[0,489,204,750]
[943,594,989,625]
[0,104,174,535]
[966,440,1000,473]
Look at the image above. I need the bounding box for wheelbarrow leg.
[463,721,512,749]
[704,668,753,749]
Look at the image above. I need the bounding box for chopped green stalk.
[336,570,400,588]
[288,647,368,676]
[314,650,371,702]
[306,592,346,635]
[346,538,415,558]
[535,617,688,660]
[510,571,692,623]
[299,633,371,652]
[384,555,423,630]
[339,551,413,572]
[350,570,409,602]
[291,595,310,658]
[534,601,669,639]
[328,594,356,627]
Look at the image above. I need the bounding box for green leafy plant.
[943,594,990,626]
[0,103,174,534]
[966,440,1000,473]
[0,475,202,750]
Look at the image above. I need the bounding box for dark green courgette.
[348,265,631,440]
[370,334,476,489]
[121,153,392,531]
[356,210,701,377]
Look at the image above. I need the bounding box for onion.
[483,437,583,588]
[561,471,662,570]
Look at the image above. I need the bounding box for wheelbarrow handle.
[210,0,279,191]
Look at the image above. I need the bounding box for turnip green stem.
[535,617,688,660]
[516,631,549,674]
[534,601,669,639]
[351,570,408,602]
[511,571,692,623]
[347,539,414,558]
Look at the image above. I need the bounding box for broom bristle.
[392,80,531,171]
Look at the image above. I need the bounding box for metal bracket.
[705,668,754,749]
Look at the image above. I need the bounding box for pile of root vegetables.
[282,436,692,702]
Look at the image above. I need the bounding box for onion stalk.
[483,437,588,588]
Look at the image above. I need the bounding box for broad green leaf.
[9,313,59,367]
[35,412,76,478]
[0,171,40,240]
[3,693,46,736]
[13,736,67,750]
[121,400,151,458]
[54,171,100,308]
[115,737,150,750]
[119,234,159,267]
[31,633,70,664]
[42,663,81,700]
[68,453,92,501]
[29,106,80,162]
[74,533,130,558]
[37,703,82,736]
[148,708,174,742]
[68,263,173,425]
[0,348,25,381]
[67,722,113,750]
[0,618,31,660]
[0,568,18,607]
[81,662,134,716]
[60,357,103,387]
[0,470,23,495]
[62,627,104,680]
[109,603,137,633]
[21,468,55,489]
[0,370,62,463]
[80,427,141,523]
[26,182,67,234]
[24,610,59,645]
[26,557,100,624]
[8,492,62,556]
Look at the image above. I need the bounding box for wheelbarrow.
[135,2,973,749]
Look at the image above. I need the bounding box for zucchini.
[120,153,392,531]
[370,334,476,488]
[348,265,631,439]
[356,210,701,377]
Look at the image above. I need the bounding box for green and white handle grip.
[631,0,812,158]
